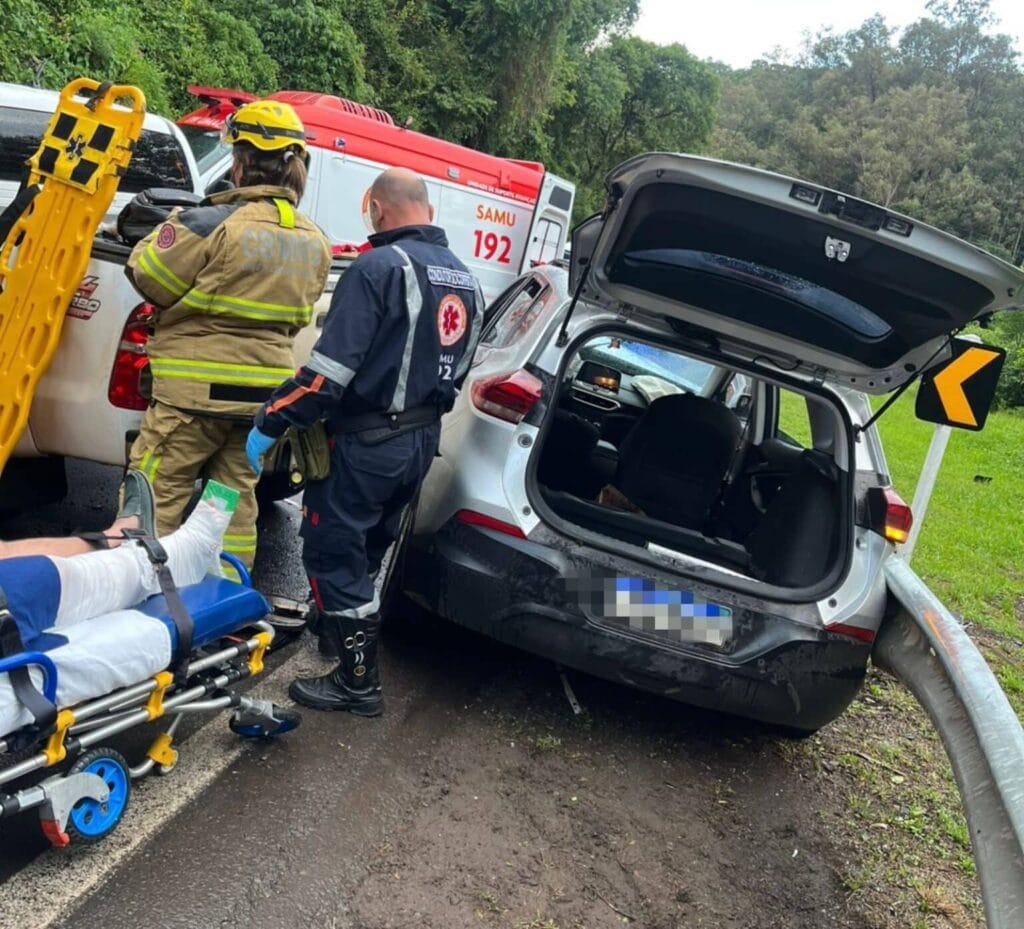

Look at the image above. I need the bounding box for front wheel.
[378,501,416,623]
[64,748,131,844]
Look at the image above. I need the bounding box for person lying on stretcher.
[0,470,157,560]
[0,475,240,737]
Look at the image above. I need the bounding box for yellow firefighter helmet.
[224,100,307,152]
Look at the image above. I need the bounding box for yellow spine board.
[0,78,146,473]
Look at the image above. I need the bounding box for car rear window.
[0,105,191,193]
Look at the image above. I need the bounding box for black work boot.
[305,596,342,660]
[289,613,383,717]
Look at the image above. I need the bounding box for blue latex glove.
[246,427,276,475]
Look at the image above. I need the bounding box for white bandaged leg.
[51,500,232,627]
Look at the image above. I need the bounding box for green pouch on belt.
[287,421,331,481]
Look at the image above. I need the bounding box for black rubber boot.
[305,596,341,660]
[289,613,383,717]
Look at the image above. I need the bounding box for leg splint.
[0,78,145,474]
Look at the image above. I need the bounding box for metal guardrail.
[876,555,1024,929]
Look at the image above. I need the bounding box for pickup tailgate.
[25,238,144,465]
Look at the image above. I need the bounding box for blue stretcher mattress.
[137,575,271,651]
[0,574,271,737]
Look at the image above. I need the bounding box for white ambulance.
[177,87,576,304]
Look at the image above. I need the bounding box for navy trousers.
[300,424,440,616]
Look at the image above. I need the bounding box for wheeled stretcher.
[0,552,300,847]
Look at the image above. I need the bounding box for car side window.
[480,277,545,348]
[774,387,815,448]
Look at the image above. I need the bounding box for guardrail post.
[903,423,951,562]
[900,333,981,564]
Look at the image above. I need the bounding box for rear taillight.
[108,302,154,411]
[470,369,543,424]
[867,487,913,545]
[455,510,527,539]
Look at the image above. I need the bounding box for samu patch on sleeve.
[156,223,176,248]
[437,293,468,346]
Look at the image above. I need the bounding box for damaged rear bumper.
[399,520,871,732]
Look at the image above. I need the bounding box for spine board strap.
[0,180,42,253]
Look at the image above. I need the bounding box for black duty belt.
[329,404,442,444]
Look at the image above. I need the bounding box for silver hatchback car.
[383,153,1023,733]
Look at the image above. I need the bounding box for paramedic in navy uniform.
[246,167,484,717]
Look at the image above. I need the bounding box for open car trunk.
[533,333,851,595]
[570,154,1024,394]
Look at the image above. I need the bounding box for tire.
[0,456,67,515]
[64,748,131,844]
[256,468,302,506]
[256,440,303,506]
[378,502,416,623]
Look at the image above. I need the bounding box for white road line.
[0,646,331,929]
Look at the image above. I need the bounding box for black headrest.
[621,393,741,456]
[615,393,742,528]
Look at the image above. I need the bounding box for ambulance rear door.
[521,173,575,271]
[433,181,536,305]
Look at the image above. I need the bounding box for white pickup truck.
[0,82,334,508]
[1,81,573,511]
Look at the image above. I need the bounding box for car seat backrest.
[538,409,601,497]
[615,393,742,529]
[747,449,840,588]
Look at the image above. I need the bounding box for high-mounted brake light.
[108,302,154,411]
[455,510,527,539]
[867,487,913,545]
[470,369,543,425]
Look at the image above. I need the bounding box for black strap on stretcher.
[122,530,194,685]
[0,586,58,734]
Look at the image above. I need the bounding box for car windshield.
[581,338,717,393]
[0,105,192,192]
[178,124,231,174]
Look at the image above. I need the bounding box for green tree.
[549,37,718,218]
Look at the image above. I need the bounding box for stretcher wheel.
[65,748,131,844]
[229,703,301,739]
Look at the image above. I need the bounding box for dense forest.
[2,0,1023,400]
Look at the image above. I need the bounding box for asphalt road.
[0,460,864,929]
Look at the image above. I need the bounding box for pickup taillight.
[108,302,154,411]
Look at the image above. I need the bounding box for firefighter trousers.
[301,424,440,616]
[128,401,259,569]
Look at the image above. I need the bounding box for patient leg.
[51,497,233,627]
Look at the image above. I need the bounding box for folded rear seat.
[541,448,840,589]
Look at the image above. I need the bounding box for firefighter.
[248,167,484,717]
[123,101,331,571]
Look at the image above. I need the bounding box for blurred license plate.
[604,577,734,648]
